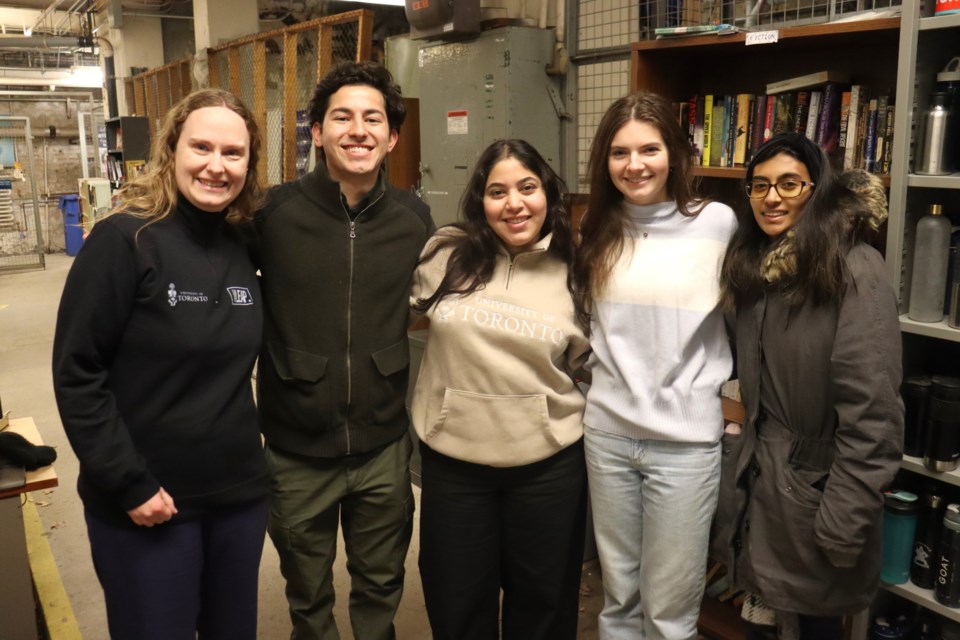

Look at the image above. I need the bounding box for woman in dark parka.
[714,133,904,638]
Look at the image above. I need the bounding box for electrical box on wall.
[418,27,560,226]
[405,0,480,41]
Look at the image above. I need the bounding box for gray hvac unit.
[418,26,561,226]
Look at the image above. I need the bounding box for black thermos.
[935,503,960,607]
[924,376,960,473]
[903,376,933,457]
[912,490,945,588]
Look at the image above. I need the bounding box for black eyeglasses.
[745,179,815,199]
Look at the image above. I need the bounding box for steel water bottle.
[916,92,957,175]
[881,490,919,584]
[903,376,933,458]
[935,503,960,607]
[925,376,960,473]
[912,490,945,588]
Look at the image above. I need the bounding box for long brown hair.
[573,92,702,328]
[110,88,264,227]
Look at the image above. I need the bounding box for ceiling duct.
[404,0,480,41]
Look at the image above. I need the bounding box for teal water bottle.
[881,490,919,584]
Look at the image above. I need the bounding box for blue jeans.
[584,426,720,640]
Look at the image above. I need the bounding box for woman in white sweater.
[573,92,737,640]
[411,139,590,640]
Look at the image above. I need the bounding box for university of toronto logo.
[168,283,177,307]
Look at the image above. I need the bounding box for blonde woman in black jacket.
[715,133,904,639]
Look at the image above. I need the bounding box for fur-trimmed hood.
[761,170,887,283]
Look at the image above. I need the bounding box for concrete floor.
[0,253,604,639]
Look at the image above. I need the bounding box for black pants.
[418,440,588,640]
[85,498,268,640]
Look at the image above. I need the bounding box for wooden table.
[0,417,58,640]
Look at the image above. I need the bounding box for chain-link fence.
[124,9,373,187]
[207,9,372,186]
[124,58,193,142]
[0,117,45,272]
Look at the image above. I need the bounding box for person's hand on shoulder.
[127,487,178,527]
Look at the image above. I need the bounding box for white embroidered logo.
[167,282,209,305]
[227,287,254,306]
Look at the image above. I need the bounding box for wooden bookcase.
[104,116,150,189]
[630,17,900,193]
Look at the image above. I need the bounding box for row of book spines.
[106,155,127,183]
[839,89,896,175]
[679,87,894,174]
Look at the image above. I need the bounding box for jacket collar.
[174,193,227,244]
[497,232,553,259]
[299,159,386,216]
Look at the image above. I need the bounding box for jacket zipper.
[504,245,547,289]
[341,192,384,455]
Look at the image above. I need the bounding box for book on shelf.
[727,95,738,167]
[702,95,714,167]
[873,93,891,174]
[718,96,732,167]
[836,90,853,165]
[773,93,795,135]
[114,126,123,152]
[815,83,844,153]
[694,95,706,166]
[124,159,147,180]
[793,91,810,135]
[710,98,724,167]
[805,91,822,140]
[765,70,851,95]
[687,97,700,165]
[749,95,766,162]
[655,23,738,38]
[862,99,879,173]
[763,95,777,143]
[734,94,752,166]
[843,85,868,170]
[853,98,870,172]
[881,104,895,175]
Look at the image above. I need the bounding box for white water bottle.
[909,204,952,322]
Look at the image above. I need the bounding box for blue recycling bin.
[59,195,83,256]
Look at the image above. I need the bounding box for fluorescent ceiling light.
[339,0,406,6]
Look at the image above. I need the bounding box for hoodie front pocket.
[425,388,556,466]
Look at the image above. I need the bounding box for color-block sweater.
[584,200,737,443]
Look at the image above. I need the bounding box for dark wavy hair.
[307,61,406,131]
[412,139,582,327]
[573,91,703,328]
[110,88,264,227]
[719,132,847,310]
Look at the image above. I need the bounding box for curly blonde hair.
[109,88,264,227]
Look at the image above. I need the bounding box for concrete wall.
[0,98,92,255]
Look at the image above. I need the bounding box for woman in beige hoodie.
[410,139,590,640]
